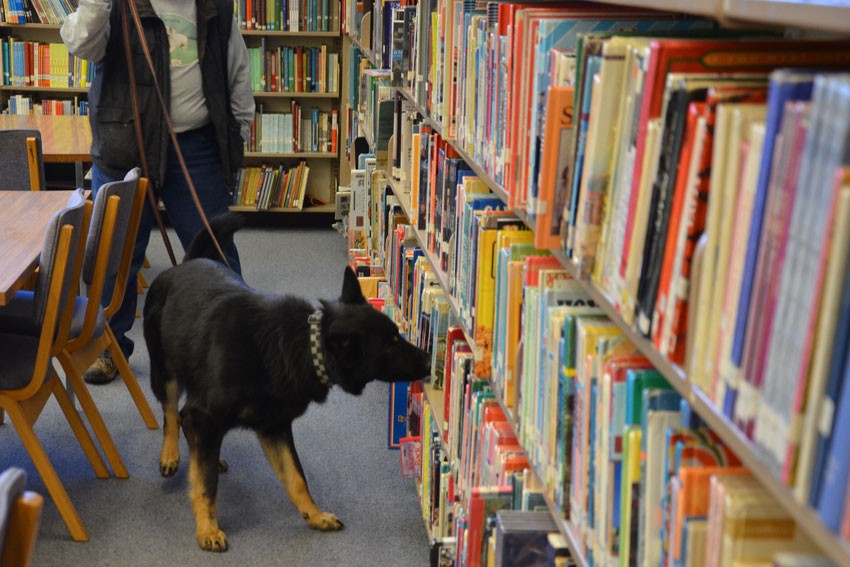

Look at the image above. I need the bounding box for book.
[493,510,558,567]
[621,40,850,311]
[713,114,766,418]
[796,167,850,499]
[753,75,850,477]
[534,84,574,250]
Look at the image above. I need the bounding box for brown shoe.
[83,356,118,384]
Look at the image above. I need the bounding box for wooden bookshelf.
[0,19,342,215]
[229,204,335,213]
[724,0,850,33]
[241,30,341,37]
[253,91,339,99]
[243,152,338,159]
[1,86,87,94]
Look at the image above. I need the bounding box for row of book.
[4,94,88,115]
[554,45,850,529]
[236,0,337,32]
[351,0,850,542]
[232,161,310,210]
[246,105,338,154]
[1,39,95,89]
[409,375,572,567]
[247,43,339,94]
[0,0,74,25]
[349,156,840,565]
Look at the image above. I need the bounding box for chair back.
[65,170,143,347]
[103,169,146,319]
[0,468,42,567]
[82,168,142,286]
[32,189,87,328]
[0,129,45,191]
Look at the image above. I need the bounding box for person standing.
[61,0,255,383]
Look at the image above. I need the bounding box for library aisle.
[340,0,850,565]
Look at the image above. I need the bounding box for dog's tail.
[183,212,245,264]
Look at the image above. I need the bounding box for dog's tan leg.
[188,453,227,551]
[258,433,343,531]
[182,408,228,552]
[159,381,181,477]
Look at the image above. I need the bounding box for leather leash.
[120,0,231,268]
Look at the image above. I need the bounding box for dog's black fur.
[142,213,430,552]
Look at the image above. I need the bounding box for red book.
[443,326,469,434]
[464,486,513,567]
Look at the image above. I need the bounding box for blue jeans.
[93,125,242,358]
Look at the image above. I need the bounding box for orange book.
[672,467,750,563]
[534,85,574,250]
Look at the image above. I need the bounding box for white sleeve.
[226,17,255,142]
[60,0,112,62]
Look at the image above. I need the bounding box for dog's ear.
[340,266,367,304]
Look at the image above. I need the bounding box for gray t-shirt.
[150,0,208,133]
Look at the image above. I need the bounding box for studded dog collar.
[307,310,333,387]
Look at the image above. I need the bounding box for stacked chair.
[0,168,159,541]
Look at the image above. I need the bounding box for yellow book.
[472,211,525,377]
[619,427,641,567]
[719,478,815,566]
[571,319,621,546]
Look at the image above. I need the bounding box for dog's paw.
[159,458,179,477]
[219,459,229,473]
[197,528,228,552]
[306,512,344,531]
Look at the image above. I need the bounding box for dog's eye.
[392,335,399,343]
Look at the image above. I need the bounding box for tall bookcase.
[342,0,850,565]
[0,4,342,213]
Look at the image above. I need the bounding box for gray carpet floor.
[2,224,430,566]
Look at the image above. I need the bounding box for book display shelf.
[342,0,850,565]
[0,2,342,212]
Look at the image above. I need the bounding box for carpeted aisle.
[2,225,430,566]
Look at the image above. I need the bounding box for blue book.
[808,252,850,507]
[566,54,601,257]
[587,379,598,534]
[815,347,850,531]
[2,41,9,86]
[730,69,817,367]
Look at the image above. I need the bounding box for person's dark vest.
[88,0,243,193]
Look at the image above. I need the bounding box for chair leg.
[2,402,88,541]
[143,256,151,269]
[49,372,110,479]
[58,355,129,479]
[138,270,148,289]
[106,327,159,430]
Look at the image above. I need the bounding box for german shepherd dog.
[143,213,431,552]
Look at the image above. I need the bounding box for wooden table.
[0,190,76,306]
[0,115,92,186]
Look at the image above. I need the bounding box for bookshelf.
[0,6,343,213]
[343,0,850,565]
